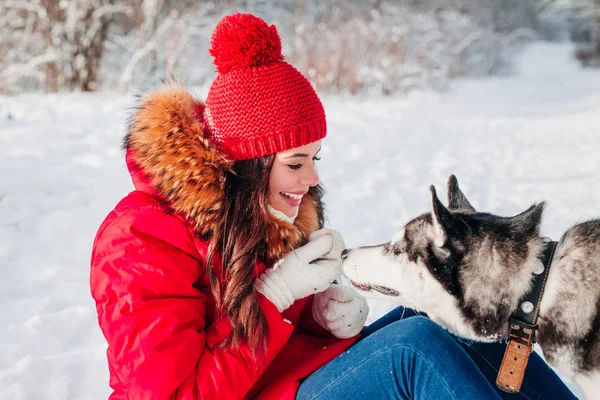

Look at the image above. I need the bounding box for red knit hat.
[203,13,326,161]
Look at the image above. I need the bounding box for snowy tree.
[569,0,600,65]
[0,0,133,92]
[2,0,596,94]
[99,0,217,91]
[0,0,218,93]
[276,0,546,95]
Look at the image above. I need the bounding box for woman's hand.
[313,283,369,339]
[255,229,345,312]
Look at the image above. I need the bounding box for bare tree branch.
[118,9,179,92]
[1,50,60,87]
[83,4,134,47]
[4,0,48,22]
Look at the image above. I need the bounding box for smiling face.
[268,140,322,218]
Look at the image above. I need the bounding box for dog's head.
[342,175,546,341]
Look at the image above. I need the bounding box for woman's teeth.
[281,192,302,200]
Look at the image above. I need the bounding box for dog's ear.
[429,185,463,247]
[447,175,475,212]
[510,202,545,238]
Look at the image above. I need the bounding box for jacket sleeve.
[90,206,295,400]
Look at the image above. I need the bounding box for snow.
[1,42,598,399]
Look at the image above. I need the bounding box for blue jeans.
[297,307,577,400]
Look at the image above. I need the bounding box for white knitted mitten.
[255,229,345,312]
[313,283,369,339]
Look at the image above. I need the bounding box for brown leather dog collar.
[496,239,557,393]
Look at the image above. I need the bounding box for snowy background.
[3,0,600,95]
[1,40,599,398]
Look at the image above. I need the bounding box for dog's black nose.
[341,249,351,260]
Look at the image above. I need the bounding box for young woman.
[90,13,577,400]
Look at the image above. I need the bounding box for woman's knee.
[375,316,451,349]
[398,315,446,334]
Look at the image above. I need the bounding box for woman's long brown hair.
[206,156,273,356]
[206,155,324,356]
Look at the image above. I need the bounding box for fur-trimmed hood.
[123,83,323,262]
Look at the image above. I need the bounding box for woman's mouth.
[350,280,400,297]
[280,192,303,207]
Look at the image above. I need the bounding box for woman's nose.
[301,164,320,187]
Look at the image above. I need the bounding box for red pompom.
[209,13,284,74]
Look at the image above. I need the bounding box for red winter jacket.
[90,85,357,400]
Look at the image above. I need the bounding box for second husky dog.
[342,175,599,396]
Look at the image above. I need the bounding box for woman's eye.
[288,156,319,170]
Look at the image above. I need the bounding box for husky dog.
[342,175,600,396]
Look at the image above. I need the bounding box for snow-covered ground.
[1,42,598,399]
